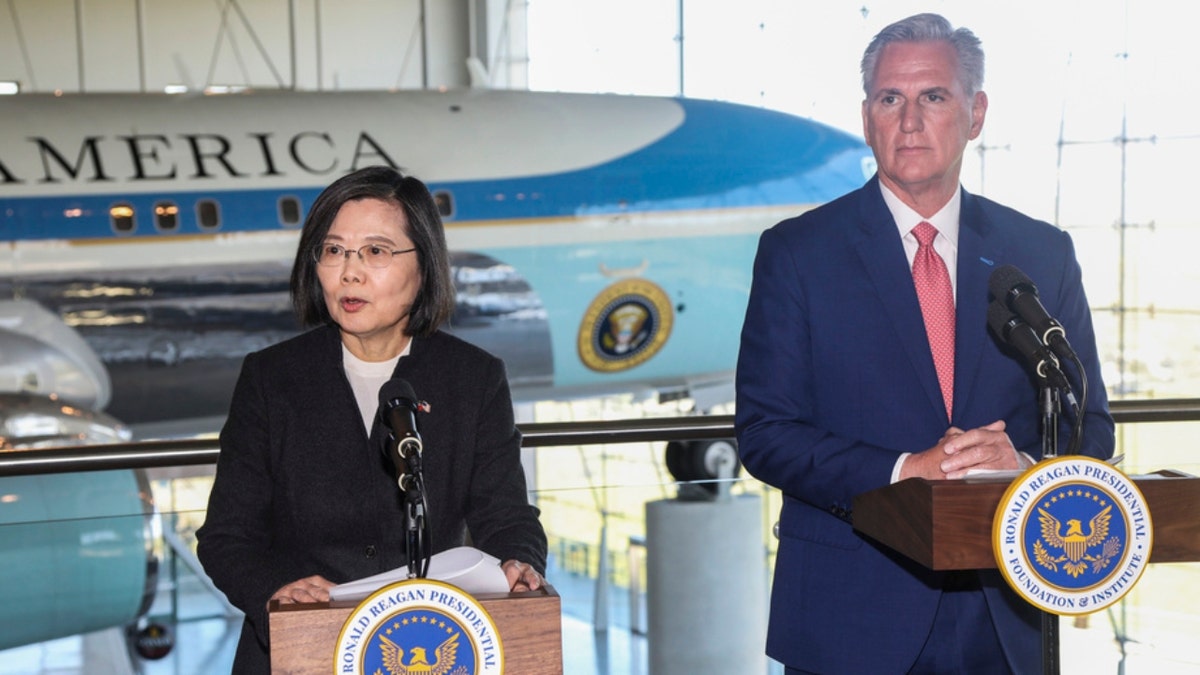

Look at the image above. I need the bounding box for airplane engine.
[0,299,112,411]
[665,438,742,499]
[0,394,157,651]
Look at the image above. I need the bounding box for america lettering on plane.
[0,127,398,187]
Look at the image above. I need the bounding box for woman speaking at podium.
[197,166,548,673]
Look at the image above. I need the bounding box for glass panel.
[1,414,1198,673]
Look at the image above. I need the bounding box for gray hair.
[860,13,984,97]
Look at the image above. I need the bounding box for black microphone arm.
[986,300,1072,393]
[988,265,1090,455]
[378,378,431,578]
[988,264,1077,363]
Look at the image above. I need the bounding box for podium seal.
[992,455,1153,615]
[335,579,503,674]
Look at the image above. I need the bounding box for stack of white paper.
[329,546,510,602]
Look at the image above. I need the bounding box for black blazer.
[196,325,547,673]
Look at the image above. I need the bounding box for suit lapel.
[854,181,949,422]
[952,190,1002,425]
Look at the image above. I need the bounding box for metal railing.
[2,398,1198,477]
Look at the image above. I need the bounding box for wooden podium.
[852,469,1200,673]
[267,584,563,674]
[852,469,1200,571]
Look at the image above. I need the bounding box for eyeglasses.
[312,243,416,268]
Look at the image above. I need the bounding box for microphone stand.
[1040,385,1060,461]
[399,445,431,579]
[1037,381,1062,674]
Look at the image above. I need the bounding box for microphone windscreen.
[988,264,1034,299]
[379,378,418,407]
[986,299,1016,337]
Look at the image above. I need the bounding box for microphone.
[379,378,423,488]
[988,265,1077,362]
[987,300,1071,392]
[378,378,432,579]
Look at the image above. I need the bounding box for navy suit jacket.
[735,177,1113,673]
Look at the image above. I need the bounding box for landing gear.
[664,438,741,500]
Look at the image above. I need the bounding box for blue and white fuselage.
[0,88,872,652]
[0,89,872,430]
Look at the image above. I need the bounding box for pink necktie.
[912,221,955,419]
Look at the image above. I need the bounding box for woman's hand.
[270,574,336,606]
[501,559,544,592]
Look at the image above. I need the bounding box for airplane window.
[197,199,220,230]
[154,202,180,231]
[279,196,302,227]
[434,191,454,218]
[110,203,135,234]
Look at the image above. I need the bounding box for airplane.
[0,88,873,651]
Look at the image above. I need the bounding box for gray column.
[646,494,768,674]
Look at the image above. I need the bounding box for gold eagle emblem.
[1034,503,1120,578]
[377,630,462,675]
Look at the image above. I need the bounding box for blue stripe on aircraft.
[438,99,870,221]
[0,99,870,242]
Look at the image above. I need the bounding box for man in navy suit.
[735,13,1114,674]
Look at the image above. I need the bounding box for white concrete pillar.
[646,494,767,674]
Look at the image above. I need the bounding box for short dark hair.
[861,13,985,98]
[290,166,455,337]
